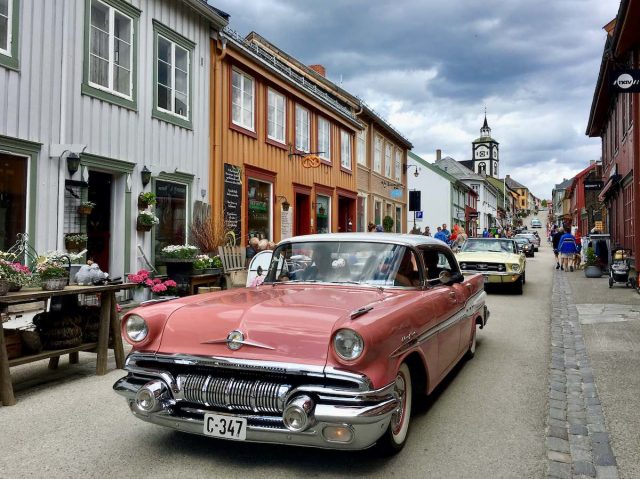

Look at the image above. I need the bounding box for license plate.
[203,413,247,440]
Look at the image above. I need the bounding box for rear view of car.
[531,218,542,228]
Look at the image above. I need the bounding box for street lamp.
[404,164,420,177]
[140,166,152,187]
[66,152,80,176]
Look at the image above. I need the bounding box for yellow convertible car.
[456,238,526,294]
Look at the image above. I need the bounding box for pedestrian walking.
[558,229,578,271]
[434,226,448,243]
[441,224,451,242]
[423,226,431,237]
[552,227,563,269]
[573,230,582,270]
[367,222,376,232]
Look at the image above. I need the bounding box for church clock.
[472,113,499,178]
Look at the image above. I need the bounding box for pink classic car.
[114,233,488,453]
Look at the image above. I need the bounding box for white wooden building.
[0,0,227,278]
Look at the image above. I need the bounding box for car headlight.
[510,264,521,273]
[460,263,467,270]
[333,329,364,361]
[126,314,148,342]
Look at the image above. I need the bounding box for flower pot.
[132,287,151,303]
[584,266,602,278]
[8,282,21,292]
[78,205,93,215]
[205,268,223,275]
[136,218,153,232]
[65,239,86,252]
[0,279,10,296]
[42,277,68,291]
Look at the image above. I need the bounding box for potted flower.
[7,262,32,292]
[382,215,394,232]
[160,244,199,278]
[137,210,159,232]
[36,259,69,291]
[65,233,88,252]
[206,255,223,274]
[138,192,157,209]
[193,254,213,274]
[0,259,16,296]
[127,269,155,302]
[151,279,179,297]
[584,247,602,278]
[78,200,96,215]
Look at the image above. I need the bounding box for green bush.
[382,215,394,232]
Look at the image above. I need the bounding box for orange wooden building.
[209,31,362,245]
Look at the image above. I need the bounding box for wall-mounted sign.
[390,189,402,199]
[281,208,293,240]
[415,211,423,220]
[584,180,604,191]
[223,163,242,245]
[611,70,640,93]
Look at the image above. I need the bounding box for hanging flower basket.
[136,218,153,232]
[77,201,96,216]
[65,233,88,252]
[138,192,157,210]
[137,211,159,232]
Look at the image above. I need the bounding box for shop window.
[316,194,331,234]
[395,206,402,233]
[248,178,272,240]
[0,154,27,250]
[374,199,382,226]
[155,180,187,258]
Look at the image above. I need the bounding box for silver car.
[514,233,540,252]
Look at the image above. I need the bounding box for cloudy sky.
[211,0,619,198]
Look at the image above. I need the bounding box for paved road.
[0,225,553,478]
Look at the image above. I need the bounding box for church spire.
[480,108,491,138]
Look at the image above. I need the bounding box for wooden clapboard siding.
[211,41,358,244]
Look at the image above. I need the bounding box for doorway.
[87,171,112,271]
[295,192,310,236]
[338,196,356,233]
[0,153,28,250]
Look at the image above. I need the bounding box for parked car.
[114,233,489,453]
[514,233,540,251]
[456,238,526,294]
[531,218,542,228]
[514,237,535,257]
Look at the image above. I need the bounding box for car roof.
[276,233,448,249]
[466,237,514,242]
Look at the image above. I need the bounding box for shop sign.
[390,189,402,199]
[223,163,242,245]
[584,180,604,191]
[611,70,640,93]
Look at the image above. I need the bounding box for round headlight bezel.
[510,264,521,273]
[126,314,149,342]
[333,329,364,361]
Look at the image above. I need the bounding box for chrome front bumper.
[463,271,522,284]
[114,354,398,450]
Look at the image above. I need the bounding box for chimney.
[308,64,326,77]
[436,149,442,161]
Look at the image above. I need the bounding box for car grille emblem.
[227,330,244,350]
[477,264,488,270]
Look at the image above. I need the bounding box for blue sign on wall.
[390,189,402,199]
[415,211,423,220]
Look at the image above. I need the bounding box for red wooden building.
[586,0,640,254]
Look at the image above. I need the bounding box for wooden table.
[0,283,137,406]
[189,273,223,294]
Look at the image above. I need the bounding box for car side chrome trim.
[389,289,486,359]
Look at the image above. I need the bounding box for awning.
[598,174,621,202]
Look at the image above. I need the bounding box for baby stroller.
[609,247,635,288]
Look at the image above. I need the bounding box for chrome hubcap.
[391,374,406,434]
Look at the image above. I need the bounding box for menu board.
[223,163,242,245]
[281,208,293,240]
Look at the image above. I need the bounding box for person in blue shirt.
[482,228,490,238]
[558,229,578,271]
[434,226,448,243]
[441,223,451,242]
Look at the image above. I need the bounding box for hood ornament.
[201,330,275,351]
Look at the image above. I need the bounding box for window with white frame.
[340,130,352,170]
[156,34,190,119]
[267,88,286,143]
[89,0,134,98]
[384,143,392,177]
[231,68,255,131]
[357,193,367,232]
[374,135,382,173]
[295,105,310,152]
[394,149,402,181]
[317,117,331,161]
[356,127,367,165]
[0,0,12,56]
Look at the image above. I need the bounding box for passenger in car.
[394,251,421,287]
[423,250,441,280]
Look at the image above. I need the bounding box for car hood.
[157,285,384,366]
[457,251,522,263]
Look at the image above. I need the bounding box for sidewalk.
[554,269,640,478]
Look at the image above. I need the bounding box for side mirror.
[257,265,263,277]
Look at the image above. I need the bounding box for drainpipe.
[55,0,70,251]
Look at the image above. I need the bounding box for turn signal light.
[322,425,353,443]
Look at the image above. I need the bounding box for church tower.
[472,113,499,178]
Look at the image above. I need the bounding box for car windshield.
[264,241,413,287]
[461,239,515,253]
[516,234,535,241]
[514,238,530,244]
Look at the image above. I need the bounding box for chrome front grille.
[177,374,291,413]
[460,262,504,272]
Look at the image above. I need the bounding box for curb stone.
[545,271,619,479]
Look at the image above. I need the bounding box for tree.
[541,199,547,207]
